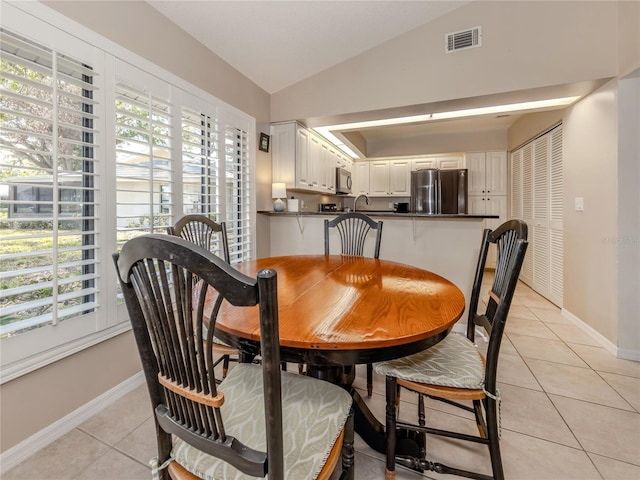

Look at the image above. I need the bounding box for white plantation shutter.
[224,119,252,264]
[115,80,172,247]
[0,29,99,336]
[181,107,221,218]
[1,3,256,377]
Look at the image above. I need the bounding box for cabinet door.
[352,162,369,195]
[307,133,322,189]
[271,123,296,188]
[369,161,390,196]
[439,156,463,170]
[295,127,312,189]
[485,151,507,196]
[465,153,486,196]
[468,196,487,215]
[411,158,438,170]
[318,142,330,190]
[326,146,337,193]
[389,159,411,196]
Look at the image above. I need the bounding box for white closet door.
[533,136,550,296]
[521,143,534,284]
[549,126,564,306]
[511,150,523,219]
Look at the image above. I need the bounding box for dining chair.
[322,212,383,396]
[168,214,236,379]
[113,234,355,480]
[374,219,528,480]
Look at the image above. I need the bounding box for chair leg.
[485,397,504,480]
[340,407,355,480]
[367,363,373,396]
[222,355,229,378]
[473,399,487,438]
[384,376,397,479]
[298,364,304,375]
[417,394,426,461]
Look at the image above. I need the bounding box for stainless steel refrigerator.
[411,168,468,214]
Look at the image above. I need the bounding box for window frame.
[0,2,256,382]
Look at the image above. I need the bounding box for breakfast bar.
[259,211,495,329]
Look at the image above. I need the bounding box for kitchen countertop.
[258,210,498,219]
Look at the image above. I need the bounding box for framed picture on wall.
[259,132,270,152]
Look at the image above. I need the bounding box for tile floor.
[4,280,640,479]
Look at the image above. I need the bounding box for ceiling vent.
[446,26,482,53]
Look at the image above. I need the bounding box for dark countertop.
[258,210,498,219]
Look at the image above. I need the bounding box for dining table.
[208,254,466,454]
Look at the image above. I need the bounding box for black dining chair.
[113,234,355,480]
[168,214,236,379]
[323,212,383,396]
[374,219,528,480]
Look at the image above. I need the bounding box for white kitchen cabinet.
[438,155,465,170]
[411,158,438,170]
[469,194,508,268]
[271,121,350,194]
[369,161,389,196]
[369,159,411,196]
[466,151,507,196]
[352,161,369,195]
[411,154,464,171]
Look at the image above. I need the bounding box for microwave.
[336,167,352,195]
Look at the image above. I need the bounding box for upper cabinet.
[352,162,370,196]
[271,122,349,194]
[369,159,411,197]
[465,151,508,196]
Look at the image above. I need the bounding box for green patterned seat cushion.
[373,333,485,389]
[171,364,352,479]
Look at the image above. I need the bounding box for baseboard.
[617,347,640,362]
[561,309,622,358]
[0,371,145,475]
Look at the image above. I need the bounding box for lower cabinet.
[468,195,507,268]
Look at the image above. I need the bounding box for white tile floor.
[4,280,640,479]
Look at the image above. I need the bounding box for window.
[224,122,252,264]
[115,80,172,246]
[181,107,221,219]
[1,2,256,380]
[0,29,99,339]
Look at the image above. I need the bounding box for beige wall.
[43,1,270,123]
[1,333,141,450]
[271,1,619,123]
[618,1,640,77]
[563,81,619,343]
[617,70,640,356]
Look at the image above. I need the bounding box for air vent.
[446,26,482,53]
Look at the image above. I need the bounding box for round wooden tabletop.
[212,255,465,365]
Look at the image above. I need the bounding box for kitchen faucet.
[353,194,369,212]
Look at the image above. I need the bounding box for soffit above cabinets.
[306,78,611,158]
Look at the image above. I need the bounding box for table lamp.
[272,183,286,212]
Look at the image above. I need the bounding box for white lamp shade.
[271,183,286,199]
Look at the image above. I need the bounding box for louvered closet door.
[533,136,550,297]
[521,143,534,284]
[549,126,564,306]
